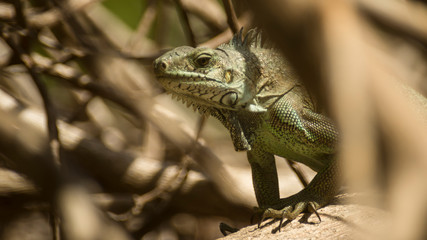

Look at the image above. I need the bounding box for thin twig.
[38,31,85,63]
[49,211,61,240]
[27,53,143,122]
[2,30,62,167]
[126,0,158,49]
[195,115,207,141]
[11,0,27,28]
[174,0,197,46]
[38,29,164,65]
[222,0,240,33]
[198,12,251,48]
[109,156,190,222]
[285,159,309,188]
[50,0,97,50]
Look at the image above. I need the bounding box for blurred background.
[0,0,426,239]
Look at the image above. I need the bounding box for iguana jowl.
[154,29,339,225]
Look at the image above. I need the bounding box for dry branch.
[220,194,390,240]
[0,88,252,220]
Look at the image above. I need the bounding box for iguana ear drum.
[224,70,233,83]
[220,92,238,106]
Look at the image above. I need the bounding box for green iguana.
[153,29,339,230]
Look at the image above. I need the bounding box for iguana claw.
[258,201,322,231]
[219,222,240,236]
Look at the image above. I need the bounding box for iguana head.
[153,29,300,151]
[154,29,266,115]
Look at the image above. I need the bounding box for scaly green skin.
[154,29,339,225]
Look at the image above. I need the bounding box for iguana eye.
[195,53,211,67]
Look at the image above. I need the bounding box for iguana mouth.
[165,90,240,114]
[157,75,240,111]
[156,74,222,84]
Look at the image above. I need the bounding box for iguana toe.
[259,200,322,231]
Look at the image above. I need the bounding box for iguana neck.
[210,108,252,151]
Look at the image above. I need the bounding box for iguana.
[153,29,339,230]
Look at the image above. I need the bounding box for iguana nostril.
[160,61,167,70]
[154,59,168,72]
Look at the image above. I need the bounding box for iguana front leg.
[247,149,281,208]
